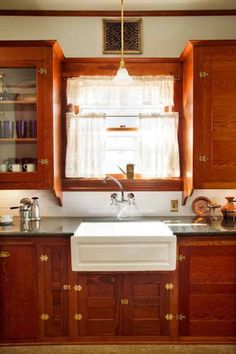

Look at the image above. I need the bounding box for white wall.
[0,15,236,217]
[0,16,236,57]
[0,189,234,218]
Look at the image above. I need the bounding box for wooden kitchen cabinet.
[37,237,70,341]
[75,273,122,337]
[0,41,64,204]
[0,239,38,342]
[1,234,236,345]
[0,236,71,343]
[73,272,174,340]
[178,237,236,340]
[181,40,236,200]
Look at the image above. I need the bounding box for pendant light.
[112,0,133,85]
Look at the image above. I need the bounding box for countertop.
[1,216,236,236]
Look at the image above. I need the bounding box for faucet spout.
[103,175,125,200]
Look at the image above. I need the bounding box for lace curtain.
[66,76,180,179]
[65,112,106,178]
[139,113,180,178]
[67,76,174,109]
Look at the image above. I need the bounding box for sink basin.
[71,221,176,272]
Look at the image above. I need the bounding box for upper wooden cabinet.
[181,40,236,200]
[0,41,64,204]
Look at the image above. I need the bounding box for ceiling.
[0,0,236,11]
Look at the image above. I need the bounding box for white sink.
[71,221,176,272]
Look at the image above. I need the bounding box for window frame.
[62,57,183,192]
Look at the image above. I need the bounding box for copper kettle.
[221,197,236,219]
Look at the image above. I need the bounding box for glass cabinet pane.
[0,68,37,173]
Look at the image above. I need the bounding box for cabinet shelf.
[0,100,36,104]
[0,138,37,143]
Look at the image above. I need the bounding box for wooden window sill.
[62,177,183,191]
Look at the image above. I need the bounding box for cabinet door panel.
[40,244,69,338]
[123,274,171,337]
[179,243,236,337]
[0,244,38,341]
[194,47,236,186]
[77,274,122,336]
[0,61,48,187]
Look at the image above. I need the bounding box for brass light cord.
[120,0,125,68]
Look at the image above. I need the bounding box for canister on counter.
[126,163,134,179]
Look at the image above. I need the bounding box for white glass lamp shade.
[112,66,133,85]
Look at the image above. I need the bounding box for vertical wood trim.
[181,43,194,204]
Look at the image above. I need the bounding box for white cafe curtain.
[139,113,180,178]
[65,112,106,178]
[67,75,174,109]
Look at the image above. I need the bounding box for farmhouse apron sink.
[71,221,176,271]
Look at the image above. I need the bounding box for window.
[65,76,180,182]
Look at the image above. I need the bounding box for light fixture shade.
[112,66,133,85]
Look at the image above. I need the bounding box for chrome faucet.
[103,175,135,205]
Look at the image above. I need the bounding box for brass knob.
[0,251,10,258]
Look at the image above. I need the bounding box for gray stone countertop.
[1,216,236,237]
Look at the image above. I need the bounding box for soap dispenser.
[31,197,40,221]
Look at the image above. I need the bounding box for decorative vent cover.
[103,18,142,54]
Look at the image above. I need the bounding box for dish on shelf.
[0,221,13,226]
[15,93,36,102]
[192,196,212,216]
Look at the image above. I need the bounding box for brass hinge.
[176,314,186,321]
[41,313,49,321]
[74,313,83,321]
[199,155,208,162]
[199,71,209,78]
[63,285,71,290]
[0,251,10,258]
[178,254,186,261]
[39,158,49,165]
[38,67,47,75]
[73,284,82,292]
[121,299,129,305]
[174,76,182,81]
[165,283,174,290]
[40,254,48,262]
[165,313,174,321]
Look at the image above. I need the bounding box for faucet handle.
[127,193,135,199]
[111,193,118,205]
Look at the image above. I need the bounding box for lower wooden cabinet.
[37,238,70,340]
[0,236,70,343]
[1,235,236,344]
[178,237,236,339]
[75,273,122,337]
[74,273,173,339]
[123,274,172,337]
[0,240,38,342]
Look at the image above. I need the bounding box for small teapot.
[221,197,236,219]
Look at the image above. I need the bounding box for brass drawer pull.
[0,251,10,258]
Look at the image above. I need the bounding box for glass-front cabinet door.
[0,65,45,185]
